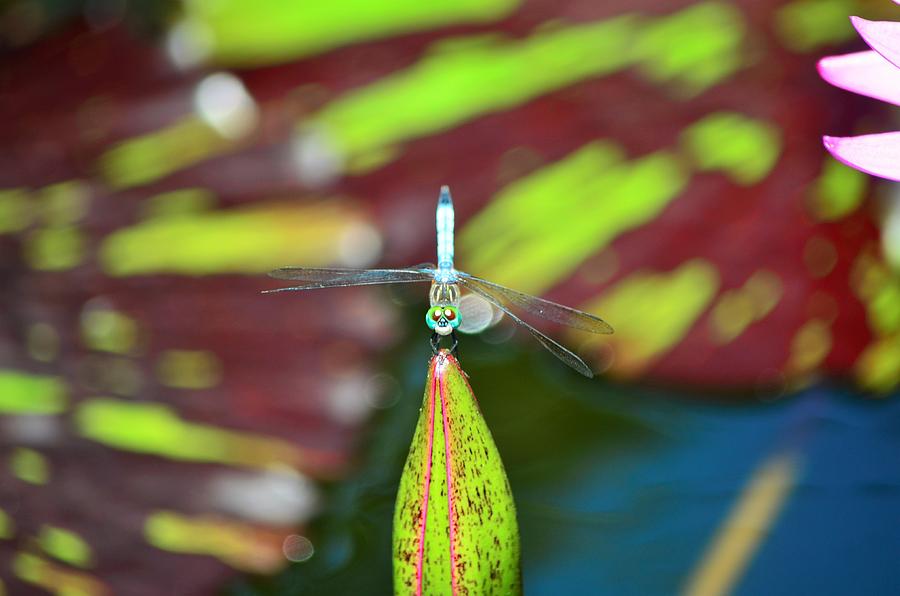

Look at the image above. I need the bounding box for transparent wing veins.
[264,266,434,293]
[457,277,595,377]
[456,273,613,334]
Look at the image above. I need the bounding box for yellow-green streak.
[312,16,638,167]
[11,448,50,485]
[38,526,94,568]
[775,0,858,52]
[460,143,688,295]
[102,4,745,185]
[0,371,67,414]
[99,201,374,276]
[634,2,745,98]
[681,112,782,185]
[75,398,307,469]
[311,3,744,169]
[144,510,285,572]
[184,0,520,66]
[12,553,109,596]
[683,451,799,596]
[140,188,216,219]
[580,260,719,377]
[100,118,233,189]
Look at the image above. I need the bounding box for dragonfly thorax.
[429,282,460,307]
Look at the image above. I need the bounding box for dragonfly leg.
[449,331,460,359]
[430,332,441,355]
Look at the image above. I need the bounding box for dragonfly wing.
[265,267,434,293]
[457,277,595,377]
[456,273,613,334]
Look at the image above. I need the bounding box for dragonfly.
[265,186,613,377]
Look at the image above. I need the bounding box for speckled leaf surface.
[393,351,520,595]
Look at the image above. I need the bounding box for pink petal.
[851,16,900,71]
[818,51,900,106]
[823,133,900,181]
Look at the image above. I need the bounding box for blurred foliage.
[0,0,899,594]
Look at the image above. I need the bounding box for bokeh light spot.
[10,448,50,485]
[283,534,315,562]
[156,350,222,390]
[193,72,259,139]
[27,323,60,362]
[37,181,90,226]
[809,158,867,220]
[681,112,781,185]
[786,319,832,377]
[80,303,139,355]
[803,236,838,278]
[24,227,86,271]
[710,270,783,344]
[38,526,94,568]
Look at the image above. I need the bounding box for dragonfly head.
[426,305,461,336]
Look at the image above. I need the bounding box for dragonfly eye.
[443,308,455,320]
[430,307,442,321]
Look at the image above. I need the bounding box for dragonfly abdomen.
[436,185,454,272]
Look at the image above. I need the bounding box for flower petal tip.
[849,15,900,71]
[821,132,900,182]
[850,15,871,34]
[815,56,835,81]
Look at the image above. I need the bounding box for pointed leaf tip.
[393,349,520,595]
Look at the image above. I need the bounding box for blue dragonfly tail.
[436,185,455,280]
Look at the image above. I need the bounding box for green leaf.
[393,351,521,595]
